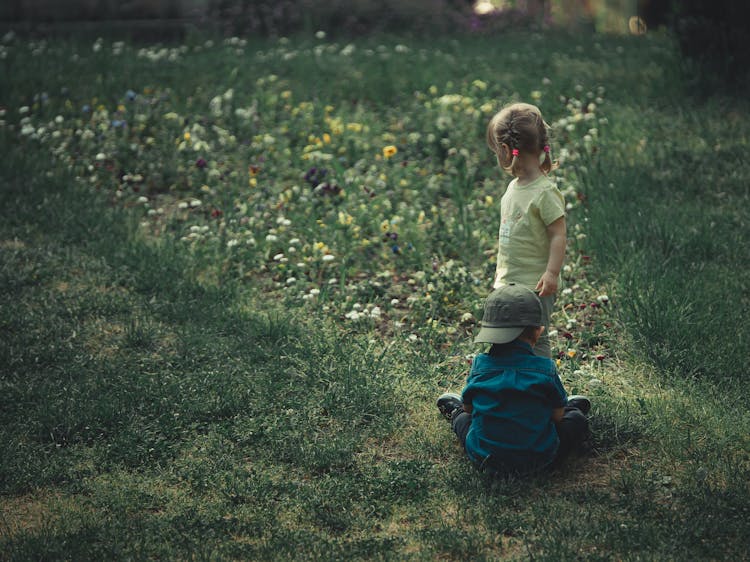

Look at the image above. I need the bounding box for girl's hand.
[535,271,558,297]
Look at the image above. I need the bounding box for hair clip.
[543,145,550,153]
[511,149,519,157]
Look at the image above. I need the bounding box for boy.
[437,284,591,473]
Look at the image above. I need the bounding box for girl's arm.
[535,216,566,297]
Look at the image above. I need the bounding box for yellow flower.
[184,132,191,141]
[484,195,494,205]
[382,145,398,159]
[323,133,331,144]
[567,350,577,358]
[346,122,363,133]
[249,177,257,187]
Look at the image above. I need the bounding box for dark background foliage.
[640,0,750,92]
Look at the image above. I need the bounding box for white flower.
[460,312,474,323]
[95,152,106,161]
[189,199,201,207]
[273,253,285,261]
[178,202,189,209]
[315,30,326,39]
[309,288,320,296]
[322,254,335,262]
[370,306,382,318]
[597,294,610,303]
[227,239,239,248]
[408,334,418,342]
[390,298,400,306]
[265,234,278,242]
[562,288,573,296]
[137,196,148,204]
[285,277,296,285]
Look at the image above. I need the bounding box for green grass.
[1,30,749,560]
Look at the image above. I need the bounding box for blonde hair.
[486,102,556,176]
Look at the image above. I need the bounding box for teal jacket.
[463,341,567,471]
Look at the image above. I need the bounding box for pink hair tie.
[511,149,519,157]
[543,145,550,153]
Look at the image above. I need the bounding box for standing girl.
[486,102,566,357]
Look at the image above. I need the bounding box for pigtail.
[509,148,521,176]
[541,145,552,174]
[539,117,558,174]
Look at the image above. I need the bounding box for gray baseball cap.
[474,284,543,344]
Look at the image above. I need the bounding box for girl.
[486,102,566,358]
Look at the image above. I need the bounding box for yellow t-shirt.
[494,175,565,289]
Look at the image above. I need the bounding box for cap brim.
[474,326,524,345]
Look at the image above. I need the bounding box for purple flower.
[196,157,207,169]
[304,167,327,186]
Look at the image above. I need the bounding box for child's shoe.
[437,393,464,421]
[567,395,591,415]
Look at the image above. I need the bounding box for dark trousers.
[451,406,589,468]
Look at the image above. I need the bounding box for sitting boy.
[437,284,591,474]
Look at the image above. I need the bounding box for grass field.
[1,29,749,560]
